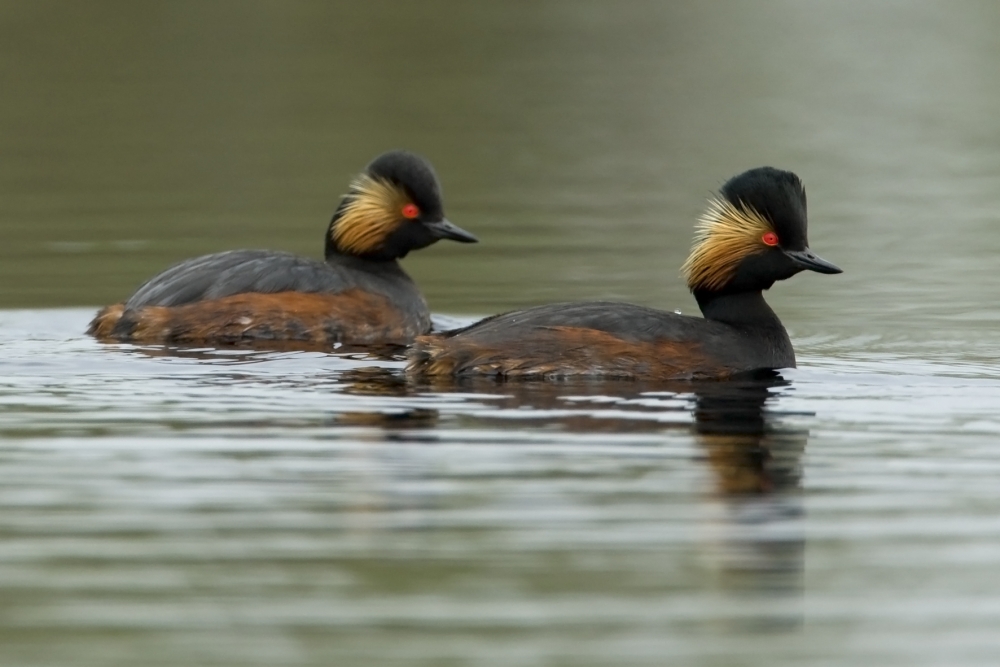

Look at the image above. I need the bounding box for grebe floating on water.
[408,167,840,380]
[89,150,477,347]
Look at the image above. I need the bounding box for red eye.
[762,231,779,246]
[401,203,420,219]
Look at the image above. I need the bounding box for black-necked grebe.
[408,167,840,380]
[88,150,477,347]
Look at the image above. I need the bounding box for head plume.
[326,151,476,260]
[680,196,776,291]
[330,173,412,257]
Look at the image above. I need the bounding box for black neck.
[324,228,396,264]
[693,290,784,330]
[323,243,406,274]
[324,237,366,262]
[325,200,348,261]
[324,222,410,264]
[323,232,341,261]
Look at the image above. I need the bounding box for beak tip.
[786,248,842,275]
[814,260,843,275]
[430,218,478,244]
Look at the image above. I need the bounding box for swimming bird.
[407,166,840,379]
[88,150,477,347]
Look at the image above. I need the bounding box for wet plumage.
[408,166,841,380]
[89,150,477,347]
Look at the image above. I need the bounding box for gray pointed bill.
[426,218,478,243]
[785,248,842,274]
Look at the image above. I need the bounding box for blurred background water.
[2,1,1000,666]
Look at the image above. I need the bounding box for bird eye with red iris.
[762,231,779,246]
[401,203,420,219]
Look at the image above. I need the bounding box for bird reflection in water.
[334,367,439,429]
[402,370,807,629]
[691,371,806,630]
[102,346,806,627]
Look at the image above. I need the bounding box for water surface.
[4,310,1000,667]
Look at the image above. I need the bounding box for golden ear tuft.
[681,198,775,291]
[331,174,412,255]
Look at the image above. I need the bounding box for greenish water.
[3,2,1000,666]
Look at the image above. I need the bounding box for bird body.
[408,166,840,380]
[88,150,477,347]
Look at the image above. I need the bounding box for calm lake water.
[3,2,1000,666]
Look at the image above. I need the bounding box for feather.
[681,198,775,291]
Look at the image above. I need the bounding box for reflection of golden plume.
[331,174,412,255]
[681,198,775,291]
